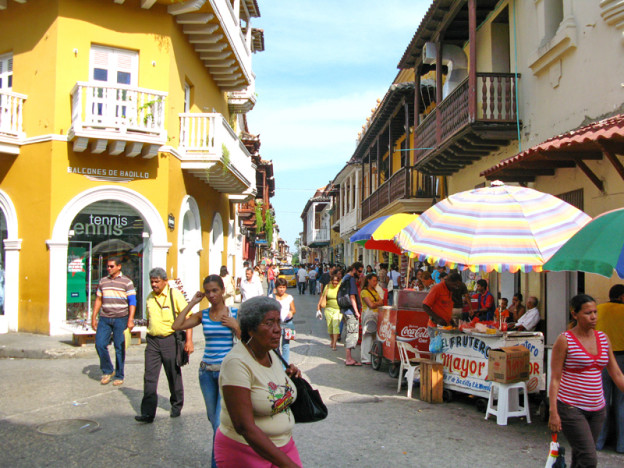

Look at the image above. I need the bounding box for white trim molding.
[47,185,170,335]
[0,189,21,333]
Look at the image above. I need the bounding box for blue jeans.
[597,353,624,452]
[387,291,394,306]
[199,368,221,468]
[308,279,317,295]
[95,315,127,379]
[280,323,294,367]
[267,279,275,296]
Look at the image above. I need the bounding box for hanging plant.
[255,201,264,232]
[265,209,274,245]
[222,144,231,175]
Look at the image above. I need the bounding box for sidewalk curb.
[0,345,98,360]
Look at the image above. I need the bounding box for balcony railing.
[307,228,330,245]
[179,112,255,193]
[339,209,358,237]
[414,73,518,163]
[71,82,167,140]
[215,0,252,82]
[361,167,438,220]
[0,91,27,140]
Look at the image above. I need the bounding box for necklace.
[245,340,271,366]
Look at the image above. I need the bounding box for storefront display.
[66,200,151,321]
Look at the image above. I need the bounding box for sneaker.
[170,410,181,418]
[100,374,113,385]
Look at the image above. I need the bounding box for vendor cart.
[370,290,431,377]
[435,329,545,408]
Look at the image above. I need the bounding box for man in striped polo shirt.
[91,257,137,386]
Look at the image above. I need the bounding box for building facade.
[0,0,264,334]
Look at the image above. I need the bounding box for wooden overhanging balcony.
[68,82,167,158]
[179,112,256,198]
[0,90,27,155]
[361,166,439,221]
[238,202,255,218]
[414,73,520,175]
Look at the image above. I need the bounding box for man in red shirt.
[423,272,463,331]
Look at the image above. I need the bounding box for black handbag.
[274,351,327,423]
[170,290,189,367]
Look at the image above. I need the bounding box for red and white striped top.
[557,330,609,411]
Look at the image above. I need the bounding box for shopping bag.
[545,433,566,468]
[124,328,132,350]
[429,331,443,354]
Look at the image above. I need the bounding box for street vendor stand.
[370,290,430,377]
[435,329,545,409]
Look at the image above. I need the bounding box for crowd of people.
[89,256,624,467]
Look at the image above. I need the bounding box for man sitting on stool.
[508,296,540,331]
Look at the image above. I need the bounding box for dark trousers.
[298,281,306,294]
[558,400,606,468]
[140,334,184,417]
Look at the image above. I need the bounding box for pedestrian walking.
[215,296,302,468]
[340,262,363,366]
[91,256,136,387]
[172,274,240,468]
[267,261,277,296]
[296,265,307,295]
[135,268,193,423]
[273,278,296,365]
[549,294,624,467]
[240,267,263,302]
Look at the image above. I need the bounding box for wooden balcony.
[361,167,439,221]
[0,90,27,155]
[238,202,255,218]
[414,73,520,175]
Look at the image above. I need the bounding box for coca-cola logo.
[377,319,394,342]
[399,325,428,339]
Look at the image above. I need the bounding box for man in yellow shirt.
[596,284,624,453]
[135,268,193,423]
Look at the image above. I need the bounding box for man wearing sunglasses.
[91,256,137,386]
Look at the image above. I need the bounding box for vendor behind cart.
[422,273,463,338]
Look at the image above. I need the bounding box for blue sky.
[247,1,430,248]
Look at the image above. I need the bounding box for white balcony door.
[0,53,13,132]
[89,46,138,127]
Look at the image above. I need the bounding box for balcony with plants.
[178,112,256,197]
[68,82,167,158]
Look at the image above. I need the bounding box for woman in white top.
[273,277,296,364]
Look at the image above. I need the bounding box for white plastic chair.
[396,341,426,398]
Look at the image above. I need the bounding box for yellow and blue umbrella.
[394,181,591,273]
[350,213,418,254]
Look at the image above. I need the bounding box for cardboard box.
[488,346,530,383]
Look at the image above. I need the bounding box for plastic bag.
[429,331,443,354]
[315,309,323,320]
[545,433,566,468]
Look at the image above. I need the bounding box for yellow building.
[0,0,264,334]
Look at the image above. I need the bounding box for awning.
[480,114,624,191]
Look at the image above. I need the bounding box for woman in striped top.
[549,294,624,467]
[173,274,240,468]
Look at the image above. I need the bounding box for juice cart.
[370,290,431,377]
[435,329,545,408]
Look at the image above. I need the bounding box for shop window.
[67,200,151,322]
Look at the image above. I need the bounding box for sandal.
[112,379,124,386]
[100,374,112,385]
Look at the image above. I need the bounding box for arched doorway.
[0,189,20,333]
[209,212,224,276]
[178,196,201,305]
[48,186,170,335]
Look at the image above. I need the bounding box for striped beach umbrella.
[394,181,591,273]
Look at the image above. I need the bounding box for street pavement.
[1,288,623,467]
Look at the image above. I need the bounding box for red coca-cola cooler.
[370,290,430,378]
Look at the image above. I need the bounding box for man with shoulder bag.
[135,268,193,423]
